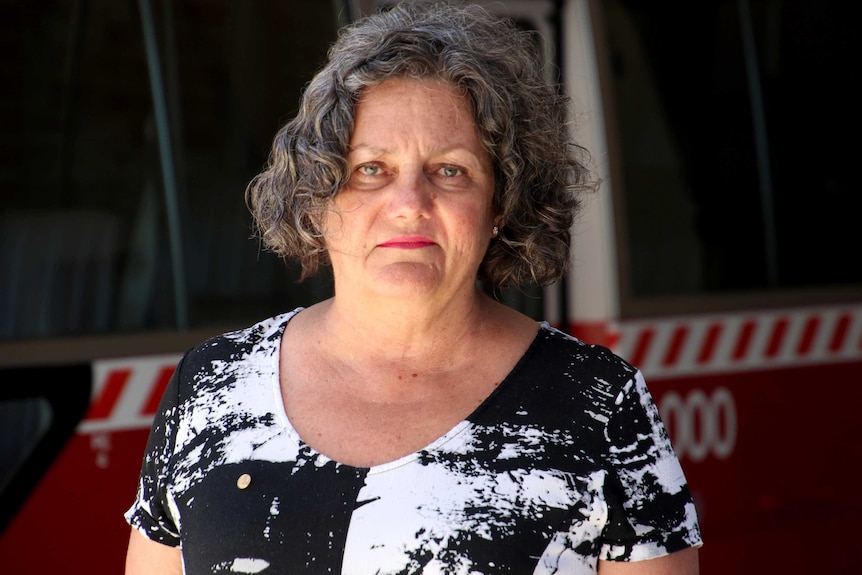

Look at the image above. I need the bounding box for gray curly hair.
[245,0,594,287]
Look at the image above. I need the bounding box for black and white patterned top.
[125,309,702,574]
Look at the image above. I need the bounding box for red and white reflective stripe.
[81,306,861,432]
[81,354,182,433]
[613,305,862,379]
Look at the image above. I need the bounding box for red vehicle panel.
[3,305,860,572]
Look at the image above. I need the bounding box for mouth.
[378,237,436,249]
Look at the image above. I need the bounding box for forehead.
[358,76,470,104]
[350,77,482,149]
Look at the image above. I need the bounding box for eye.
[439,165,464,177]
[357,163,382,176]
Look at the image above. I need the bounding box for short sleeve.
[599,370,703,561]
[123,352,188,547]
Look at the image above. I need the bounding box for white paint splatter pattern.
[125,310,702,574]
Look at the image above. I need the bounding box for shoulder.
[182,309,300,367]
[175,309,300,393]
[533,323,638,389]
[162,311,301,456]
[478,323,642,431]
[505,323,646,425]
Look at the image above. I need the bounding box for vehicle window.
[601,0,858,300]
[1,0,342,341]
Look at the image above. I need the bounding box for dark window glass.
[602,0,859,298]
[1,0,341,340]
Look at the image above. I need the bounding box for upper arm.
[125,354,186,545]
[125,527,183,575]
[600,370,702,560]
[598,547,699,575]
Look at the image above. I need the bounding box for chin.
[370,263,445,298]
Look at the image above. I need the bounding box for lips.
[378,237,436,249]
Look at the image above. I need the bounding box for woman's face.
[321,77,496,305]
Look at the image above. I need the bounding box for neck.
[318,286,491,366]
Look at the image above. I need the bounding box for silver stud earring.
[492,225,499,237]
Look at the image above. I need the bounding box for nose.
[386,166,433,221]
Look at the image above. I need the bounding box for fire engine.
[1,1,858,573]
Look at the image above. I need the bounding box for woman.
[125,2,702,573]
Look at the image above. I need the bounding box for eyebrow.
[347,144,388,156]
[347,143,486,163]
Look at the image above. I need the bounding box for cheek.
[320,211,348,249]
[465,200,495,232]
[452,212,493,253]
[322,196,365,238]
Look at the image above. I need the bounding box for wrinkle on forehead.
[348,78,488,168]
